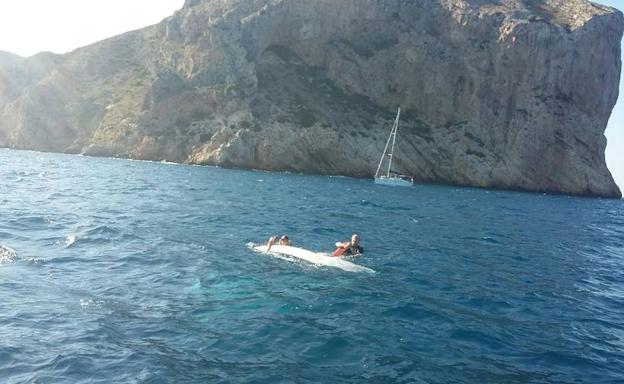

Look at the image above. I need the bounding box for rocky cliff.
[0,0,621,197]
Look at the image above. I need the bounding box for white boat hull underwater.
[251,244,375,274]
[374,107,413,187]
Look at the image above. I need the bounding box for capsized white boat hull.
[251,244,375,274]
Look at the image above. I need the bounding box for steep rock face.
[0,0,621,197]
[0,52,23,106]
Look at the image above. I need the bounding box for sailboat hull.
[374,176,413,187]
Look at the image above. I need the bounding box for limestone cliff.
[0,0,621,197]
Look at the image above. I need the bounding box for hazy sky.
[0,0,621,189]
[0,1,184,56]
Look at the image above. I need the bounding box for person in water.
[332,234,364,256]
[267,235,290,250]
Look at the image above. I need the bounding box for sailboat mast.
[386,107,401,177]
[375,110,396,179]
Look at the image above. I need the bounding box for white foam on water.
[0,245,18,264]
[80,298,106,309]
[65,234,77,247]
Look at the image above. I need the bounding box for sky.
[0,0,621,189]
[0,1,184,56]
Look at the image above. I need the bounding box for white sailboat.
[374,107,413,187]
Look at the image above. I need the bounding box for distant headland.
[0,0,621,197]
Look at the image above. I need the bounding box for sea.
[0,148,623,383]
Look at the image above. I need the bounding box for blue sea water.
[0,148,623,384]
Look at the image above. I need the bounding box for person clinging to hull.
[267,235,290,251]
[332,234,363,256]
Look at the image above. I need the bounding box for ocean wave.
[8,215,52,229]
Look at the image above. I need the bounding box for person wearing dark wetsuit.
[332,234,363,256]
